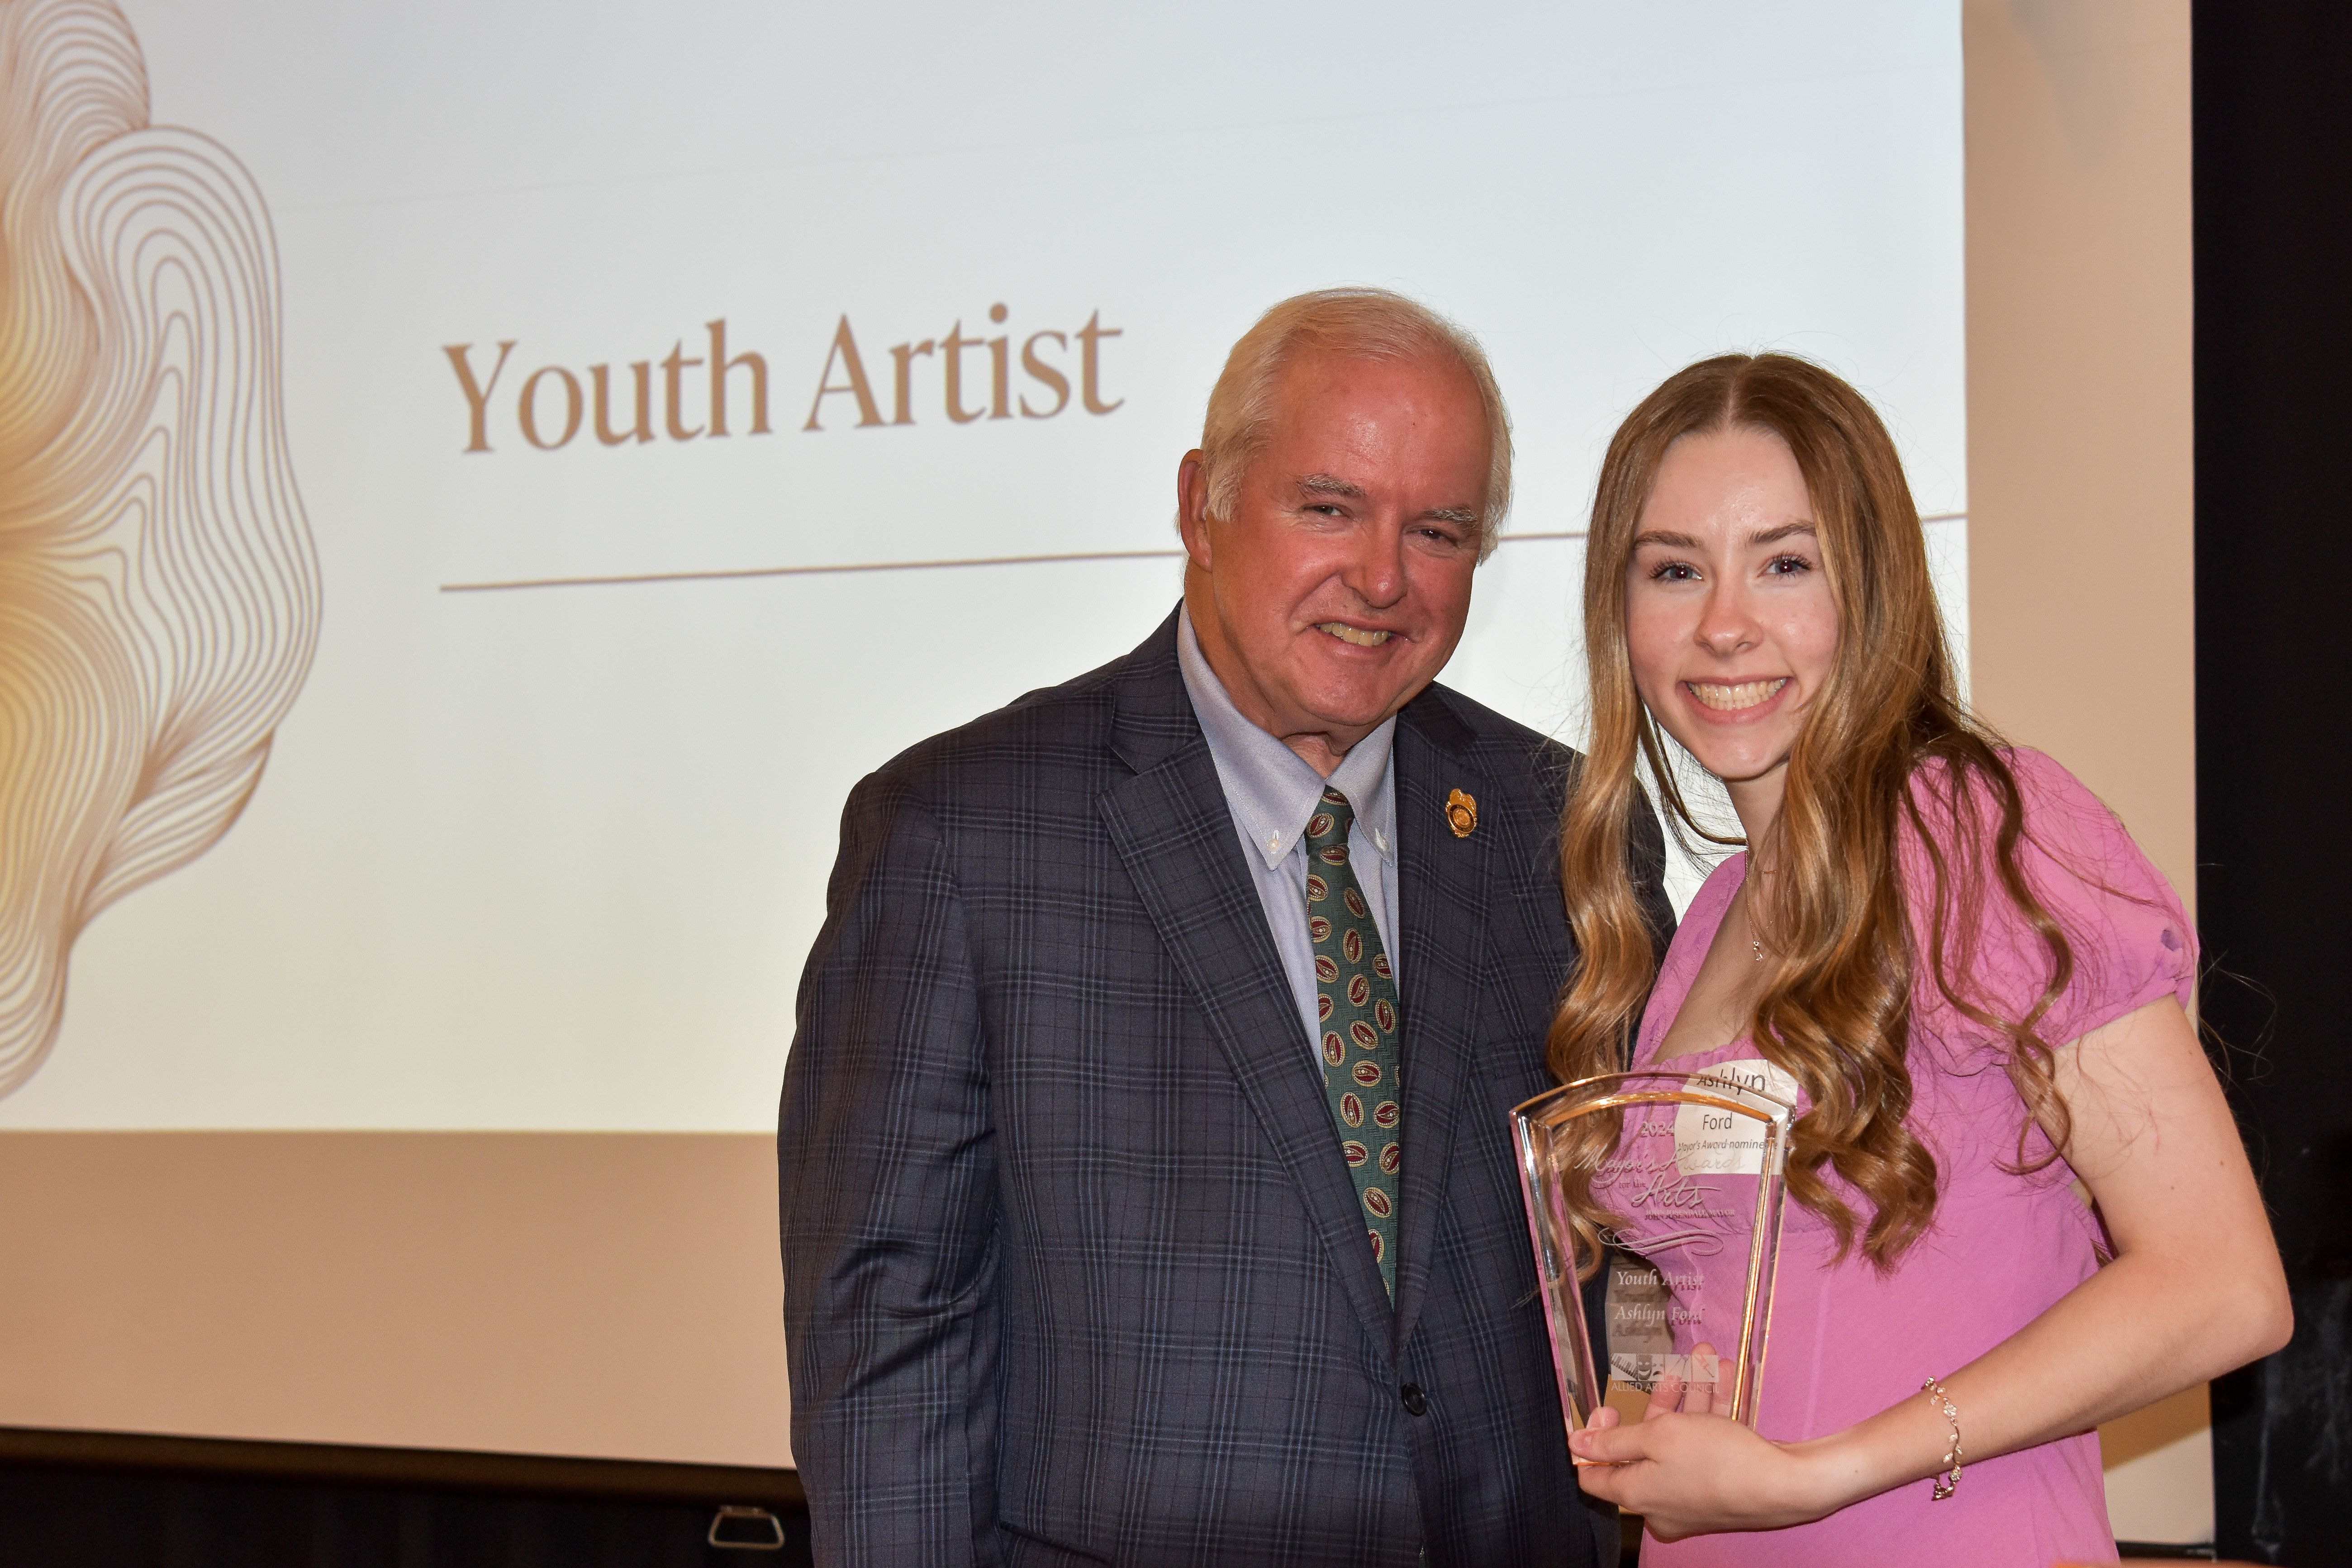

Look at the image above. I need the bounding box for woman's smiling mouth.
[1686,678,1789,713]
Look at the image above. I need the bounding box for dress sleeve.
[1904,749,2197,1055]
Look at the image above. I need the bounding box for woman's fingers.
[1568,1414,1656,1474]
[1644,1342,1720,1417]
[1685,1342,1718,1416]
[1569,1407,1818,1533]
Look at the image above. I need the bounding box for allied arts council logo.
[443,306,1126,454]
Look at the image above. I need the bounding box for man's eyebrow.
[1425,507,1479,526]
[1296,473,1365,499]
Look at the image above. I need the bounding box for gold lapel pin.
[1444,788,1478,839]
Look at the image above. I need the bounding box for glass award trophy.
[1511,1067,1795,1437]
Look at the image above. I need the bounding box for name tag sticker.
[1673,1058,1798,1176]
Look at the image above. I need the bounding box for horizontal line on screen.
[434,516,1962,595]
[436,530,1590,594]
[440,546,1190,593]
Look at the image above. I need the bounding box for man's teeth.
[1318,622,1391,647]
[1688,678,1789,712]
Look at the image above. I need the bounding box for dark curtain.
[2195,4,2352,1563]
[0,1464,810,1568]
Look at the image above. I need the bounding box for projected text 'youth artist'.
[443,305,1125,454]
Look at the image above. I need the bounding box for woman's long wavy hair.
[1548,353,2076,1271]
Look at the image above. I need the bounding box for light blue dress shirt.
[1176,608,1401,1060]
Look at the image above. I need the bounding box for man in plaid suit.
[780,290,1669,1565]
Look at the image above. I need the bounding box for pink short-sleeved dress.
[1593,750,2196,1567]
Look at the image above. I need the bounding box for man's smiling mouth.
[1687,678,1788,712]
[1316,622,1392,647]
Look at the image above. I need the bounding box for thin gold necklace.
[1741,875,1766,962]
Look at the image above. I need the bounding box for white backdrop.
[2,0,1965,1130]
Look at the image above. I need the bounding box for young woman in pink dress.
[1552,354,2290,1564]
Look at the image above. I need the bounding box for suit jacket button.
[1400,1383,1428,1417]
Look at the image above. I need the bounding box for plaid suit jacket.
[780,609,1670,1567]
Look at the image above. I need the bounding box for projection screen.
[0,0,1963,1466]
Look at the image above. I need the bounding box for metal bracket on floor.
[708,1504,786,1550]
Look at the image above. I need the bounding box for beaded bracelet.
[1921,1376,1964,1500]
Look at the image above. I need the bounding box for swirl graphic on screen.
[0,0,320,1098]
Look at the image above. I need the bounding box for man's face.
[1179,347,1488,773]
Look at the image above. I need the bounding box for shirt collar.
[1177,605,1398,872]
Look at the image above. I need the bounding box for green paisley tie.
[1303,786,1403,1299]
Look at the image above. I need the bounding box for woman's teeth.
[1687,678,1788,712]
[1318,622,1391,647]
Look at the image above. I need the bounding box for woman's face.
[1624,427,1839,798]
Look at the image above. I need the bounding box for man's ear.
[1175,450,1213,570]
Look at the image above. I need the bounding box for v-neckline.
[1638,852,1754,1069]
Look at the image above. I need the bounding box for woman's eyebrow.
[1630,529,1702,550]
[1746,520,1818,547]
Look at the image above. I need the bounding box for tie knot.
[1306,788,1355,846]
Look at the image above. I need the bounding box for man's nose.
[1342,524,1409,608]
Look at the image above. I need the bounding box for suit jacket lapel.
[1389,688,1495,1351]
[1097,616,1402,1355]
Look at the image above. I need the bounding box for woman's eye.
[1648,561,1699,582]
[1763,554,1813,576]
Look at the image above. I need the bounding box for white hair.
[1196,287,1512,558]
